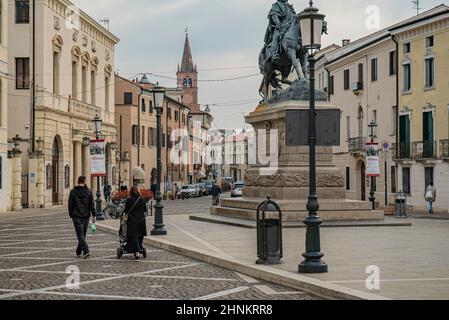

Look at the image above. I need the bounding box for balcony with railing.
[440,139,449,159]
[395,142,412,160]
[348,137,366,154]
[412,141,436,160]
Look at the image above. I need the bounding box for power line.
[143,72,260,82]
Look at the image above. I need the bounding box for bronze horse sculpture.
[259,2,308,100]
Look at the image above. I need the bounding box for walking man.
[69,176,96,259]
[425,181,437,214]
[210,181,222,207]
[103,182,112,203]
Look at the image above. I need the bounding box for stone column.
[12,151,23,212]
[82,145,91,188]
[123,159,130,189]
[36,151,45,208]
[74,142,82,185]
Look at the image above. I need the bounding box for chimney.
[342,39,350,47]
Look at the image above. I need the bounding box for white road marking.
[0,255,117,272]
[253,284,305,296]
[0,224,69,232]
[234,272,260,284]
[0,289,166,300]
[0,263,203,299]
[194,286,250,300]
[0,268,240,282]
[167,221,236,260]
[0,241,119,257]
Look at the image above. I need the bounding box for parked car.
[179,185,198,199]
[231,181,244,198]
[204,180,214,195]
[197,183,207,196]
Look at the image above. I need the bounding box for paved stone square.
[112,194,449,300]
[0,207,319,300]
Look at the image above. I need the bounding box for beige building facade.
[8,0,119,208]
[0,0,10,212]
[326,30,398,205]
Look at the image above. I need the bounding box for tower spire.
[180,29,195,72]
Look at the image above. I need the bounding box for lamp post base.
[150,227,167,236]
[298,260,328,273]
[150,202,167,236]
[95,191,105,221]
[299,214,328,274]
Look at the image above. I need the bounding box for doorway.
[52,137,60,204]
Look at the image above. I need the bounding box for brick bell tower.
[177,30,200,112]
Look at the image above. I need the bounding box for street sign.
[285,109,341,146]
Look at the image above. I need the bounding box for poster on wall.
[90,139,106,177]
[366,142,380,177]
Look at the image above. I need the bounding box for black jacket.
[68,186,96,219]
[124,193,147,238]
[211,185,222,197]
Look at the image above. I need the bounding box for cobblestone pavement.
[0,210,321,300]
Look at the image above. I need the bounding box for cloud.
[71,0,446,129]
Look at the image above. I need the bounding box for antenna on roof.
[99,17,110,30]
[412,0,422,15]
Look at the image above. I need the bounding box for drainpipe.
[137,88,143,168]
[393,35,400,193]
[324,64,330,102]
[31,0,36,153]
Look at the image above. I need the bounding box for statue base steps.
[211,198,384,222]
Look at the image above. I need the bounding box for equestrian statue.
[259,0,327,102]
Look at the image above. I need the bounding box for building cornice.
[392,15,449,41]
[48,0,119,48]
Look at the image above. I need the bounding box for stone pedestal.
[213,100,384,221]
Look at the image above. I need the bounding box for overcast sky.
[72,0,447,129]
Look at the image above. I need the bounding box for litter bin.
[256,196,283,265]
[394,191,407,218]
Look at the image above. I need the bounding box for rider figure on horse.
[264,0,297,63]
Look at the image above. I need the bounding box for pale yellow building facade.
[8,0,119,208]
[0,0,10,212]
[391,5,449,212]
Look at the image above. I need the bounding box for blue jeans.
[72,217,90,255]
[427,200,434,214]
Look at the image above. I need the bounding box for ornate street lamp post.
[298,1,328,274]
[368,120,378,210]
[93,115,106,220]
[151,84,167,235]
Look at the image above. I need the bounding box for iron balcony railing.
[348,137,366,154]
[440,139,449,158]
[412,141,436,159]
[396,142,412,160]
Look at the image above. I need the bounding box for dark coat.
[68,186,96,219]
[124,193,147,238]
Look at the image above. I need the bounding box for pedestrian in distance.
[124,186,148,260]
[210,180,222,207]
[425,181,437,214]
[68,176,96,259]
[103,182,112,203]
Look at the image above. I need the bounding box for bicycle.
[103,199,127,220]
